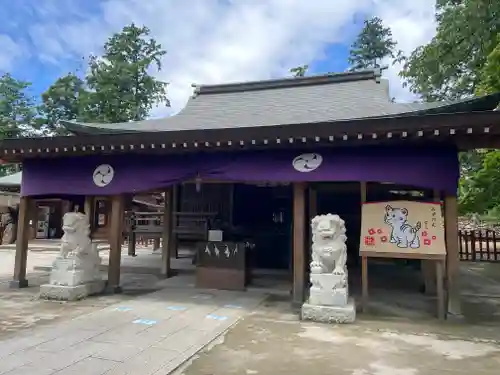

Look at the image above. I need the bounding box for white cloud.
[0,34,26,72]
[6,0,437,113]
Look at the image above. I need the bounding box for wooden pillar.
[292,182,307,306]
[360,182,368,311]
[127,232,136,256]
[444,194,462,317]
[170,185,179,259]
[161,188,173,277]
[107,195,125,293]
[153,238,161,251]
[422,190,440,295]
[308,186,317,219]
[84,196,94,234]
[127,211,136,257]
[306,186,317,289]
[61,200,71,216]
[10,196,31,288]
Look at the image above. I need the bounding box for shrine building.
[1,68,500,319]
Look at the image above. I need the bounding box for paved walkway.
[0,287,265,375]
[182,296,500,375]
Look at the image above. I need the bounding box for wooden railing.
[459,229,500,262]
[172,211,216,241]
[123,211,216,245]
[123,211,162,249]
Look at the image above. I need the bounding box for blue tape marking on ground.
[115,307,132,311]
[133,319,157,325]
[223,304,242,309]
[206,314,228,321]
[167,306,187,311]
[192,294,213,299]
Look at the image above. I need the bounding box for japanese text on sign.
[360,200,446,256]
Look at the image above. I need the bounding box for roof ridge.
[191,68,382,96]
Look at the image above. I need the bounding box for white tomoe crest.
[93,164,114,187]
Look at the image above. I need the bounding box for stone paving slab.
[181,297,500,375]
[0,287,265,375]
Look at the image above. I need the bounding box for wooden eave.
[1,110,499,162]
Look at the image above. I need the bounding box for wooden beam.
[107,194,125,293]
[292,182,307,306]
[444,194,462,318]
[10,196,30,288]
[2,110,500,163]
[161,188,173,277]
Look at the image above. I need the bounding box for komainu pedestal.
[40,213,105,301]
[301,214,356,324]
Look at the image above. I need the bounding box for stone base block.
[301,298,356,324]
[309,287,348,306]
[103,284,123,294]
[50,256,101,286]
[39,280,105,301]
[9,279,28,289]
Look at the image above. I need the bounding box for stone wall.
[458,216,500,235]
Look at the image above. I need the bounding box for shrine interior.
[177,180,439,307]
[178,182,294,292]
[24,179,443,315]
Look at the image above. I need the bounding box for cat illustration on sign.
[384,205,421,249]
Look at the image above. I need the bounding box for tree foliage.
[0,23,171,175]
[476,34,500,96]
[459,150,500,216]
[400,0,500,101]
[0,73,36,139]
[290,65,309,77]
[39,73,85,135]
[38,23,170,130]
[81,23,169,123]
[0,73,38,175]
[348,17,397,70]
[399,1,500,217]
[289,16,398,77]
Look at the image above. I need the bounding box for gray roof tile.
[60,69,498,135]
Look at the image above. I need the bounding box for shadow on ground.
[0,271,162,339]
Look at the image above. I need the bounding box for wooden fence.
[459,229,500,262]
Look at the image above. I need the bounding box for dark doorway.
[316,182,362,267]
[232,184,293,270]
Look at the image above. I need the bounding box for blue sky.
[0,0,437,115]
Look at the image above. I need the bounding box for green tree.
[0,73,36,139]
[400,0,500,101]
[290,65,309,77]
[459,150,500,216]
[476,34,500,96]
[0,73,37,176]
[38,73,86,135]
[81,23,170,123]
[348,17,397,70]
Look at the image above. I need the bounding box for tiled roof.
[60,68,500,135]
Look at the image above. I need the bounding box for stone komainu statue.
[59,212,93,258]
[310,213,347,276]
[49,212,101,287]
[302,213,355,323]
